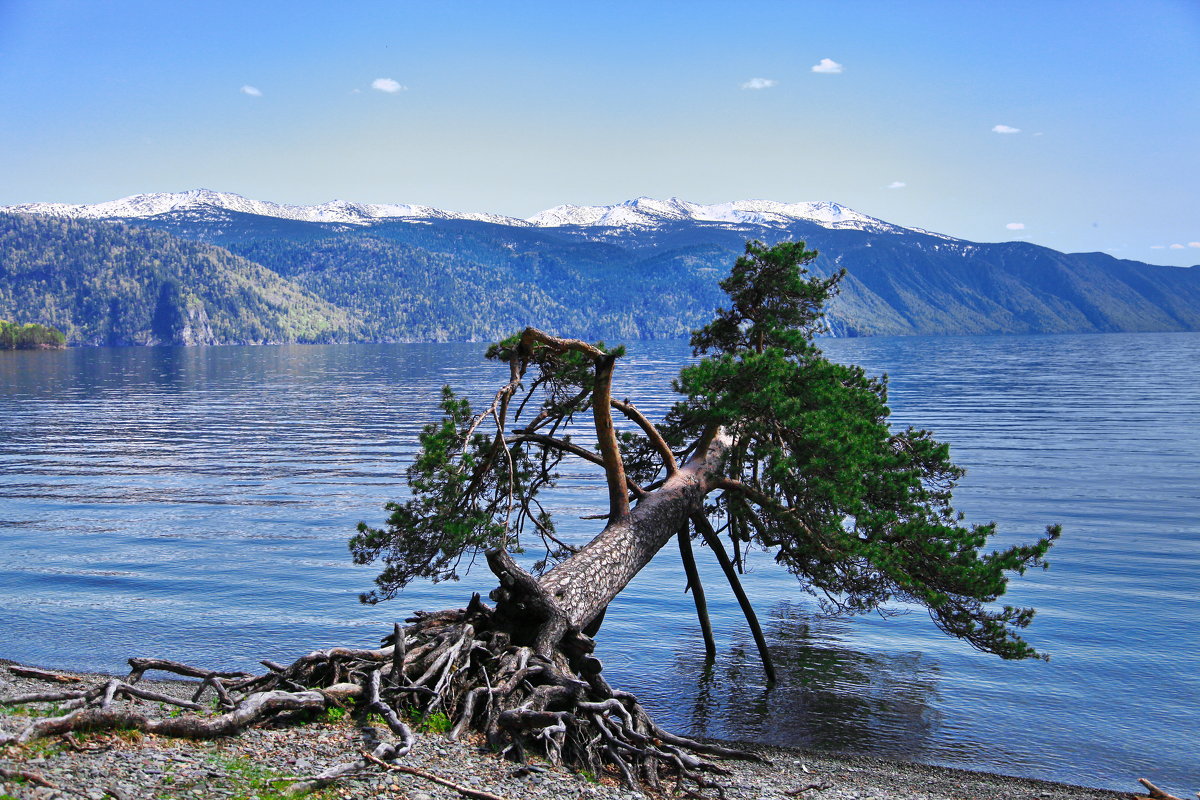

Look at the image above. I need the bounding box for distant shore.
[0,659,1133,800]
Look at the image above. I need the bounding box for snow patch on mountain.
[3,189,953,239]
[4,189,529,227]
[525,196,947,236]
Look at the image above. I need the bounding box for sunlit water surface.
[1,333,1196,794]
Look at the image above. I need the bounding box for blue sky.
[1,0,1197,265]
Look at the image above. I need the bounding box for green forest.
[0,214,357,346]
[0,319,65,349]
[3,206,1199,348]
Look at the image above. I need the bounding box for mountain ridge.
[4,190,957,240]
[0,213,357,346]
[2,191,1198,346]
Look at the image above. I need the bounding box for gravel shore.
[1,661,1129,800]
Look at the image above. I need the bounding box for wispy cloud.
[1006,222,1025,230]
[886,181,906,189]
[1151,245,1166,250]
[811,58,843,74]
[1189,242,1200,248]
[240,85,263,97]
[372,78,407,93]
[741,77,777,90]
[1170,243,1185,249]
[992,124,1021,134]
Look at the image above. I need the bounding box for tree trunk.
[537,428,730,629]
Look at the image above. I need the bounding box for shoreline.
[1,660,1132,800]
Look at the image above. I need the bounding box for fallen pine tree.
[2,241,1065,796]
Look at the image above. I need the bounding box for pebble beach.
[0,661,1132,800]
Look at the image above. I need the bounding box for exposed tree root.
[1,594,763,796]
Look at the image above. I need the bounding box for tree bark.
[536,428,730,630]
[677,525,717,659]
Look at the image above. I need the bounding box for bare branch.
[509,432,646,499]
[7,666,81,684]
[676,525,716,659]
[714,477,827,551]
[592,354,631,520]
[611,397,678,474]
[522,385,589,433]
[363,751,511,800]
[692,513,776,684]
[510,432,604,468]
[518,327,606,360]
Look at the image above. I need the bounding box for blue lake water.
[0,333,1196,795]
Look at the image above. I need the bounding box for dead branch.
[692,513,777,684]
[611,397,678,474]
[15,689,327,743]
[1135,778,1188,800]
[7,666,82,684]
[125,657,252,683]
[677,525,717,658]
[363,751,511,800]
[0,689,90,705]
[0,766,60,789]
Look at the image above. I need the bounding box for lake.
[1,333,1196,794]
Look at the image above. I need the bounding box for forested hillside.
[0,214,356,345]
[4,204,1199,348]
[226,227,723,341]
[135,206,1200,339]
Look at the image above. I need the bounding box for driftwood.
[0,766,59,788]
[1133,778,1194,800]
[363,751,511,800]
[7,666,82,684]
[786,782,832,796]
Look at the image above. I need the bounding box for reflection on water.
[685,604,942,757]
[1,334,1198,795]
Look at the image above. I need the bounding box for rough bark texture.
[537,429,729,630]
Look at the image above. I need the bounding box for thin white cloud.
[811,58,843,74]
[240,85,263,97]
[372,78,407,93]
[1189,242,1200,248]
[1006,222,1025,230]
[741,77,777,90]
[992,124,1021,134]
[1170,243,1185,249]
[886,181,906,189]
[1150,245,1166,250]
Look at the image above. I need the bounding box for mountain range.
[2,190,1198,347]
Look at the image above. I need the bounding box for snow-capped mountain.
[4,189,530,227]
[5,188,1198,345]
[528,196,912,234]
[3,190,950,238]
